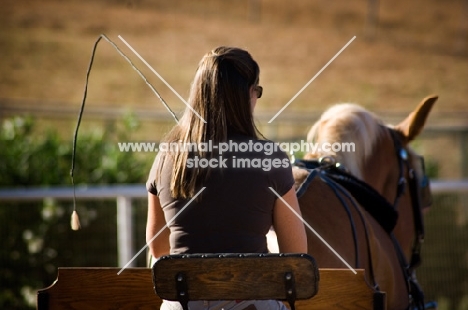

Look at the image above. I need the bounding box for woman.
[146,46,307,310]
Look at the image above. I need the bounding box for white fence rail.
[1,180,467,267]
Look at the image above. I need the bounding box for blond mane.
[306,103,385,179]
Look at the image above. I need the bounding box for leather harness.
[293,127,429,310]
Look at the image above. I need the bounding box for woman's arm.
[146,192,171,258]
[273,187,308,253]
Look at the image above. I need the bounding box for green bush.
[0,115,153,309]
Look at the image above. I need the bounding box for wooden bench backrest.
[37,267,386,310]
[152,253,319,310]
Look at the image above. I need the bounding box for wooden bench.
[37,254,386,310]
[153,254,319,310]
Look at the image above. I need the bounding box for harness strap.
[407,169,425,271]
[296,168,360,268]
[324,176,380,291]
[294,159,398,233]
[320,174,361,269]
[295,165,379,290]
[390,234,425,310]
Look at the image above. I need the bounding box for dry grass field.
[1,0,467,109]
[1,0,468,176]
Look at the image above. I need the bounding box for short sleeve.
[146,152,163,196]
[269,147,295,197]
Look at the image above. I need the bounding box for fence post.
[117,196,134,267]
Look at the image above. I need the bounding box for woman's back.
[147,131,294,254]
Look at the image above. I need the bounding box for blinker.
[399,149,408,161]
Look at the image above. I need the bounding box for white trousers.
[161,299,287,310]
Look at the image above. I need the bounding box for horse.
[289,95,437,310]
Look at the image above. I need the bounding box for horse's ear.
[395,95,438,142]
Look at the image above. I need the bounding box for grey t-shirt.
[146,132,294,254]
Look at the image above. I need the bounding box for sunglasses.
[255,85,263,99]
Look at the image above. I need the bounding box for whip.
[70,34,178,230]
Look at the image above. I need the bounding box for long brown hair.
[162,46,262,199]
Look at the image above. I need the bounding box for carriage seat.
[36,257,387,309]
[152,253,319,310]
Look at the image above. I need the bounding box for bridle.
[390,128,427,270]
[389,128,429,310]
